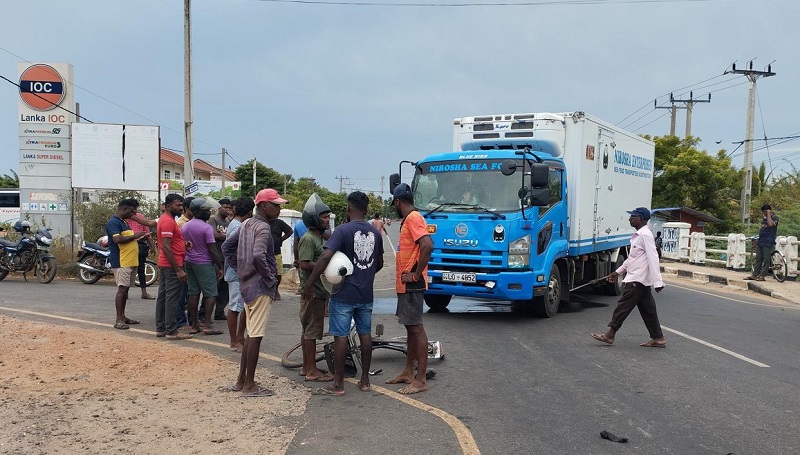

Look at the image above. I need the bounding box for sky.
[2,0,798,196]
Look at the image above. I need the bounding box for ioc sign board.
[19,64,65,111]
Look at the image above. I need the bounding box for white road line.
[666,281,799,310]
[661,325,770,368]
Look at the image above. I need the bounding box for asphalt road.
[1,224,798,454]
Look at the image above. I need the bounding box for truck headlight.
[508,235,530,255]
[508,254,529,268]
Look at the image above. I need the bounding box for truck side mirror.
[389,173,401,192]
[530,163,549,188]
[501,160,517,176]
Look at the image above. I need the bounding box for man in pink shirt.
[591,207,666,348]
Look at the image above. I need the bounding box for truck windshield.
[412,160,530,213]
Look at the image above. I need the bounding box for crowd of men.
[104,182,433,397]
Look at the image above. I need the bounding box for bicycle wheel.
[281,334,332,369]
[770,250,787,283]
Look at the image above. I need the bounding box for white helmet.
[321,251,353,294]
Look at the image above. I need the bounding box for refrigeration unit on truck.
[389,111,655,317]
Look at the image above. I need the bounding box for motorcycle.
[0,220,58,284]
[76,238,158,286]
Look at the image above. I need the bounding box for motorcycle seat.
[0,238,16,247]
[84,242,108,252]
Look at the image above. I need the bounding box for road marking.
[661,325,770,368]
[666,281,800,310]
[0,305,481,455]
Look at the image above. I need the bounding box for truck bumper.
[426,270,547,301]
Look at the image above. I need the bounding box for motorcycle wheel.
[0,269,7,281]
[134,260,159,288]
[38,257,57,284]
[78,256,103,284]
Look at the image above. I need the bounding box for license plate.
[441,272,477,283]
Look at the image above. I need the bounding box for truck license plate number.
[442,272,476,283]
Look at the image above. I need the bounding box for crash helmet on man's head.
[302,193,331,231]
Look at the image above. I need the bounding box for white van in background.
[0,189,21,225]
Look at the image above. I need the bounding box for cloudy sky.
[1,0,797,195]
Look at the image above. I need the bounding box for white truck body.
[453,112,655,256]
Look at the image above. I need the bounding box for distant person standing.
[107,198,149,330]
[208,198,233,320]
[222,188,287,397]
[385,183,433,395]
[269,216,294,301]
[155,194,192,340]
[182,198,224,336]
[370,213,388,236]
[591,207,666,348]
[745,204,779,281]
[129,211,157,300]
[223,196,254,351]
[654,231,663,260]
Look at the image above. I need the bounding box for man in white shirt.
[591,207,666,348]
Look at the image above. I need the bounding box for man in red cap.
[221,188,287,397]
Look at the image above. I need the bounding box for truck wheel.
[603,255,624,296]
[533,264,561,318]
[424,294,451,311]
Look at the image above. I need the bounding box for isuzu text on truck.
[389,111,655,317]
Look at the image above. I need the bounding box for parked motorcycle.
[76,238,158,286]
[0,220,58,284]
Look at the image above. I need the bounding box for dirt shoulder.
[0,315,309,455]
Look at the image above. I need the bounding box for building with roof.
[159,148,236,183]
[650,207,723,235]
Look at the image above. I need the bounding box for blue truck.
[389,112,655,316]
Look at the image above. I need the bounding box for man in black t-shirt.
[269,217,294,300]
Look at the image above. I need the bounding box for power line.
[617,73,729,125]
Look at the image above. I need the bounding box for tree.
[0,169,19,188]
[650,136,742,233]
[75,190,160,240]
[233,160,293,197]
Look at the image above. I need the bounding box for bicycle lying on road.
[748,236,788,283]
[281,322,444,376]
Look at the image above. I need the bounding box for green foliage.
[651,136,742,233]
[75,190,160,240]
[234,160,293,197]
[0,169,19,188]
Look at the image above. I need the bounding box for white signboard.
[19,136,70,152]
[72,123,160,191]
[19,123,70,138]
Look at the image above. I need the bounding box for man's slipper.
[202,329,223,335]
[124,319,140,325]
[141,295,156,300]
[113,322,130,330]
[299,368,328,376]
[305,374,334,382]
[240,387,274,398]
[640,339,667,348]
[313,387,345,396]
[220,384,243,392]
[591,333,614,345]
[357,380,371,392]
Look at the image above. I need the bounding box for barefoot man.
[386,183,433,394]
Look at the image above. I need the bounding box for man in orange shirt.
[385,183,433,394]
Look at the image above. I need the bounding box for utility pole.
[725,60,776,224]
[654,99,681,136]
[335,176,349,194]
[252,156,257,197]
[380,176,385,196]
[668,91,711,138]
[183,0,194,188]
[220,148,226,198]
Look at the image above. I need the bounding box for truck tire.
[533,264,561,318]
[424,294,452,311]
[603,255,624,296]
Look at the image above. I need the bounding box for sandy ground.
[0,315,310,455]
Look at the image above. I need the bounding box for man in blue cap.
[591,207,667,348]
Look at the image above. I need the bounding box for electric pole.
[220,148,226,197]
[252,156,257,197]
[654,99,681,136]
[335,176,349,194]
[668,91,711,138]
[183,0,194,188]
[725,60,776,224]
